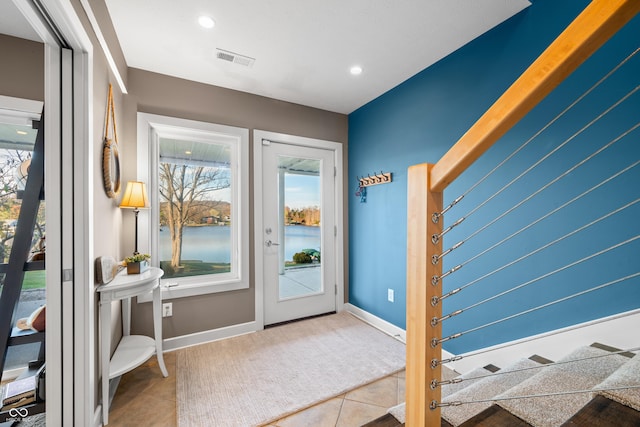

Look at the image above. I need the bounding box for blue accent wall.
[348,0,640,354]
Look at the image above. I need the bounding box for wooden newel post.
[406,163,443,426]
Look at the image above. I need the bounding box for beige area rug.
[176,312,406,427]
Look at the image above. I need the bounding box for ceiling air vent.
[215,49,255,68]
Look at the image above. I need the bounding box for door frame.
[13,0,94,425]
[253,130,344,330]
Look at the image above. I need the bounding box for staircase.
[376,343,640,427]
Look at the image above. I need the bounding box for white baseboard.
[344,304,454,361]
[448,308,640,374]
[344,304,640,376]
[345,304,407,343]
[162,320,259,352]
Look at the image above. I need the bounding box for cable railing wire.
[433,47,640,221]
[445,160,638,280]
[439,306,640,362]
[450,119,639,250]
[435,235,639,323]
[438,197,640,302]
[432,347,640,387]
[433,272,640,346]
[432,88,640,263]
[433,385,640,409]
[452,84,638,228]
[431,160,639,286]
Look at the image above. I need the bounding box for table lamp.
[119,181,149,255]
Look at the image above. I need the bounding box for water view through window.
[158,136,233,278]
[158,137,321,279]
[159,224,319,265]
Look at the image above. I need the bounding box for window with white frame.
[137,113,249,299]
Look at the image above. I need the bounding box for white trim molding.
[343,304,640,376]
[162,321,258,352]
[136,113,250,302]
[446,308,640,374]
[345,304,407,343]
[78,0,127,93]
[0,95,43,124]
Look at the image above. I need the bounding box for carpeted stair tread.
[442,366,494,396]
[593,354,640,411]
[442,358,543,426]
[495,345,629,427]
[388,365,500,422]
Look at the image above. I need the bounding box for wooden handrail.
[406,1,640,426]
[430,0,640,193]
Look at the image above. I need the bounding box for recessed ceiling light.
[185,150,192,155]
[198,15,215,29]
[350,66,363,76]
[16,130,28,135]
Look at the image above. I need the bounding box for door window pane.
[278,157,322,300]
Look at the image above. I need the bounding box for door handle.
[265,240,280,247]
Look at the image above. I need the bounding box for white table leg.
[152,285,169,377]
[122,297,131,336]
[100,300,111,425]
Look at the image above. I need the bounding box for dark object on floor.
[361,412,404,427]
[459,404,532,426]
[561,395,640,427]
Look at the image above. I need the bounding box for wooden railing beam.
[430,0,640,193]
[406,163,443,426]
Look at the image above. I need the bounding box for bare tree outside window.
[0,150,45,265]
[139,113,249,297]
[159,161,230,274]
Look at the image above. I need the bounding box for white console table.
[97,267,168,425]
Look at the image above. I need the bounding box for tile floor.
[107,352,404,427]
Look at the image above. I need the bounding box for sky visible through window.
[193,168,319,210]
[286,174,320,209]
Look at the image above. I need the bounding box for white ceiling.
[0,1,531,115]
[0,2,40,42]
[104,0,530,114]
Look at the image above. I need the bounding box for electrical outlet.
[387,288,394,303]
[162,302,173,317]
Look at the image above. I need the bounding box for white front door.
[260,140,336,325]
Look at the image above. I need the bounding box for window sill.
[137,278,249,303]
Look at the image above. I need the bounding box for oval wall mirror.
[102,139,120,198]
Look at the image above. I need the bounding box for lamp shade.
[119,181,149,209]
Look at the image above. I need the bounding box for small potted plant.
[124,253,151,274]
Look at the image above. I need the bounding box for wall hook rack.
[358,171,392,188]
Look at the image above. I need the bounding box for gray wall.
[0,34,43,101]
[69,0,130,414]
[125,68,349,338]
